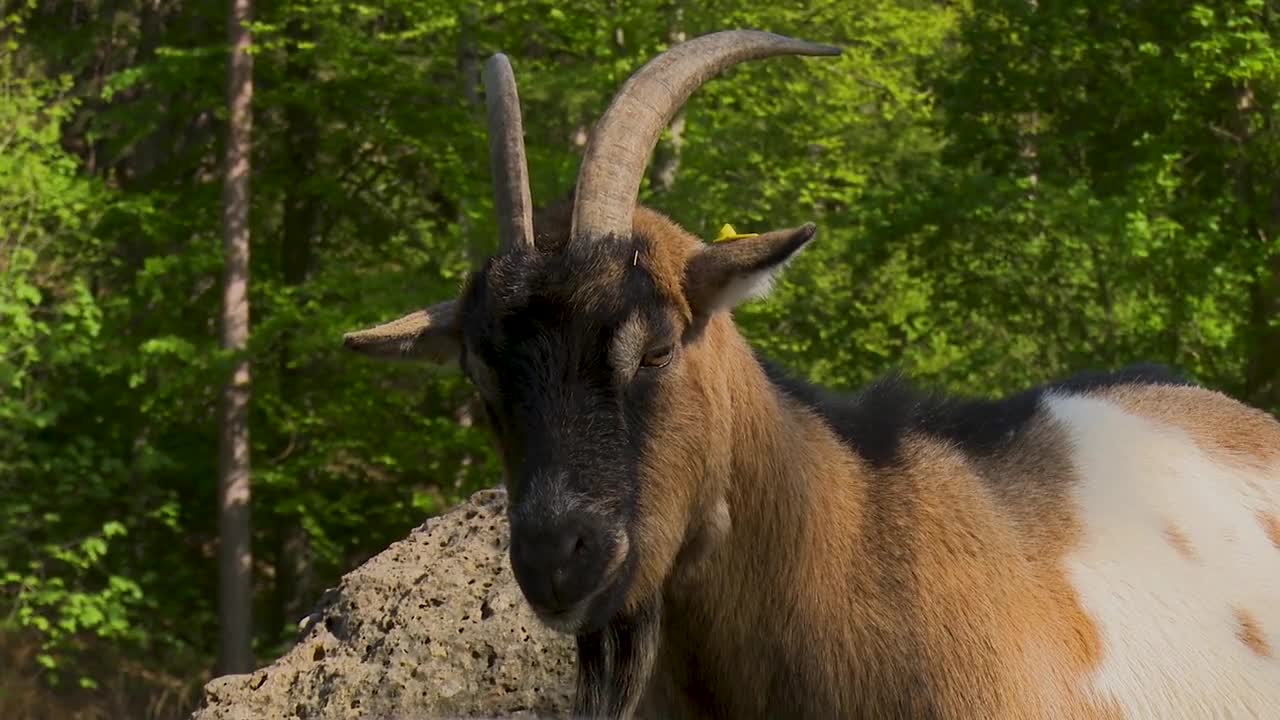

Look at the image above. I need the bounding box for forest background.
[3,0,1278,717]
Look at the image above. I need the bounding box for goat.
[343,29,1280,720]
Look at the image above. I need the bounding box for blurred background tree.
[1,0,1276,716]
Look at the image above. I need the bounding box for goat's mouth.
[534,602,591,634]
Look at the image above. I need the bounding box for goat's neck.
[719,340,867,595]
[654,326,874,714]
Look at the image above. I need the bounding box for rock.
[191,488,576,720]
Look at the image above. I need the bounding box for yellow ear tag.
[714,223,759,243]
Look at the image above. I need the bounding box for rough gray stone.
[191,488,576,720]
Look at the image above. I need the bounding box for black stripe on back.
[758,355,1191,470]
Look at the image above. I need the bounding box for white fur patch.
[702,236,812,314]
[1045,393,1280,717]
[708,270,780,313]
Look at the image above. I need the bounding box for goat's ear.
[683,223,817,317]
[341,299,461,365]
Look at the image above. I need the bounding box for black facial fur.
[457,235,679,631]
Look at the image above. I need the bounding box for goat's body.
[641,324,1280,719]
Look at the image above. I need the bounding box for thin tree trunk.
[458,4,484,264]
[648,8,686,195]
[1251,0,1280,409]
[1018,0,1040,195]
[217,0,254,676]
[448,3,485,494]
[1236,80,1280,409]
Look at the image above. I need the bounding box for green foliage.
[2,0,1278,714]
[924,0,1280,399]
[0,9,142,690]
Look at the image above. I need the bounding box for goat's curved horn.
[483,53,534,253]
[569,30,840,242]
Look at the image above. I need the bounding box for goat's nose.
[546,529,590,601]
[554,527,589,569]
[509,513,612,614]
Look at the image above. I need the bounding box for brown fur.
[1233,606,1272,658]
[617,298,1120,717]
[507,205,1134,718]
[1260,511,1280,551]
[1103,385,1280,472]
[531,202,699,327]
[1163,522,1198,560]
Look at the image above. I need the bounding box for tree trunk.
[217,0,255,676]
[1017,0,1040,195]
[458,5,485,265]
[446,4,486,493]
[648,8,686,195]
[1219,81,1280,409]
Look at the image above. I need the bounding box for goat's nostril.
[557,531,587,563]
[549,567,567,605]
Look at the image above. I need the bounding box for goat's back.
[763,365,1280,717]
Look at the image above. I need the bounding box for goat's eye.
[640,345,674,369]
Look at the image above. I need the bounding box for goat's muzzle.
[509,510,622,633]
